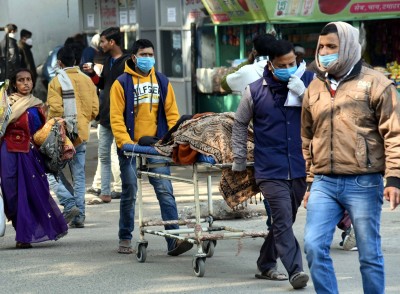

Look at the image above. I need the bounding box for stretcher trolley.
[124,147,268,277]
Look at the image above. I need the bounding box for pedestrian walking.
[232,39,314,290]
[302,21,400,294]
[83,27,128,205]
[0,68,68,248]
[46,46,99,228]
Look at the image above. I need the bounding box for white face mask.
[8,32,15,38]
[25,38,33,46]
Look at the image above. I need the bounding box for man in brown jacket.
[301,21,400,294]
[46,46,99,228]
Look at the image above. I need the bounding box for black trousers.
[256,178,306,277]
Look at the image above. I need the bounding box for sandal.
[99,195,112,203]
[118,246,134,254]
[118,240,133,254]
[87,197,103,205]
[255,267,288,281]
[87,195,111,205]
[16,242,32,249]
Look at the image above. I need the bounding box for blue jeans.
[98,124,121,195]
[118,154,179,251]
[92,124,122,195]
[48,142,87,218]
[304,173,384,294]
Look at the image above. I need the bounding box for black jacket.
[18,41,37,81]
[0,36,24,81]
[96,53,130,128]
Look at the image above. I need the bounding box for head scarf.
[316,21,361,78]
[90,34,100,49]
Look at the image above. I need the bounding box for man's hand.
[82,63,95,75]
[232,161,246,172]
[122,143,135,152]
[303,191,310,209]
[288,74,306,97]
[384,186,400,210]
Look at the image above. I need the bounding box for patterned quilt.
[155,112,260,209]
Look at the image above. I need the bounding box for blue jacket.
[249,71,313,180]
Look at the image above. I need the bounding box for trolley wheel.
[202,240,215,258]
[193,258,206,277]
[136,244,147,263]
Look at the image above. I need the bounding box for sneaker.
[343,226,357,251]
[167,240,193,256]
[111,191,121,199]
[62,206,80,223]
[86,187,101,196]
[70,216,85,228]
[70,221,84,228]
[289,272,309,289]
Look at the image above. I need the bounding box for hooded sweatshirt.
[110,59,180,148]
[315,21,361,78]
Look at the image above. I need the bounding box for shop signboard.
[184,0,208,29]
[101,0,118,27]
[201,0,267,24]
[264,0,400,22]
[201,0,400,24]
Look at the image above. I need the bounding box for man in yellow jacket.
[110,39,192,255]
[46,46,99,228]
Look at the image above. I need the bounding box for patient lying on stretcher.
[123,112,260,209]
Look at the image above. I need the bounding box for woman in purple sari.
[0,68,68,248]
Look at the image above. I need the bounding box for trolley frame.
[125,151,267,277]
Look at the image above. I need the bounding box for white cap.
[294,46,305,54]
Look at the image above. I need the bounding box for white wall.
[0,0,81,65]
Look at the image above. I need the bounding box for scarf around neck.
[316,21,361,78]
[8,93,43,123]
[56,68,79,139]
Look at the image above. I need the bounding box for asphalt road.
[1,129,399,293]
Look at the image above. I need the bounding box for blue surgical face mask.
[318,53,339,68]
[135,56,155,73]
[271,63,298,82]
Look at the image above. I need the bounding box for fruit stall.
[195,0,400,113]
